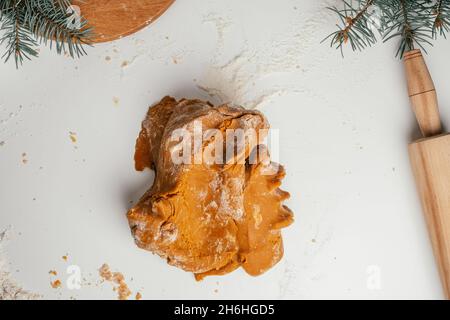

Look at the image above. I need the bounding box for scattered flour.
[202,12,234,63]
[198,0,338,109]
[0,105,24,139]
[0,105,23,126]
[110,35,193,78]
[0,228,39,300]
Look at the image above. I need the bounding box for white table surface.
[1,0,449,300]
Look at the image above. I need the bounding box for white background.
[0,0,449,299]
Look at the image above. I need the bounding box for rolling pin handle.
[403,50,442,137]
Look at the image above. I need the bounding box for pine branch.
[381,0,432,57]
[29,0,91,58]
[325,0,448,58]
[432,0,450,38]
[322,0,377,55]
[0,0,38,68]
[0,0,92,67]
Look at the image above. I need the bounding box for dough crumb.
[99,264,132,300]
[50,280,61,289]
[21,153,28,164]
[69,132,77,143]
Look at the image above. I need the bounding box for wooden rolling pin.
[404,49,450,299]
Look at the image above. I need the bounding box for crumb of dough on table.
[69,132,77,143]
[21,153,28,164]
[99,263,132,300]
[50,280,61,289]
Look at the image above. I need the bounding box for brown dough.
[127,96,293,280]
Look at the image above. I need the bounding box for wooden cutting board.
[74,0,175,43]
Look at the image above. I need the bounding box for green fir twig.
[322,0,377,56]
[325,0,450,58]
[381,0,432,57]
[0,0,92,68]
[432,0,450,38]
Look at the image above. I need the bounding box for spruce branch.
[325,0,449,58]
[0,0,92,67]
[381,0,432,57]
[29,0,90,58]
[432,0,450,38]
[1,0,38,67]
[322,0,377,55]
